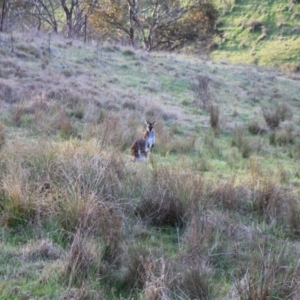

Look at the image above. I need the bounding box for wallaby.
[130,121,156,162]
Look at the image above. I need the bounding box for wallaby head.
[130,120,156,162]
[145,120,156,133]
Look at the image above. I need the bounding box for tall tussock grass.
[233,239,300,300]
[1,133,300,297]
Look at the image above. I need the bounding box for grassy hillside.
[0,30,300,299]
[213,0,300,71]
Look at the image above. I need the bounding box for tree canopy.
[0,0,219,52]
[91,0,218,51]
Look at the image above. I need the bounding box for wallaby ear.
[145,120,149,125]
[152,121,156,125]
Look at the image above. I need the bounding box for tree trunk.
[84,14,87,43]
[128,0,135,47]
[66,11,72,37]
[60,0,75,38]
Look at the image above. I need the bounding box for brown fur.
[130,121,156,162]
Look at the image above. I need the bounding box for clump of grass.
[247,20,263,32]
[263,104,291,131]
[183,209,233,274]
[122,49,135,56]
[63,230,101,287]
[269,128,294,146]
[210,179,248,212]
[180,268,215,300]
[11,106,34,126]
[289,197,300,236]
[68,105,85,120]
[234,240,300,300]
[62,69,73,78]
[143,258,173,300]
[252,180,291,224]
[145,104,172,121]
[0,122,6,149]
[276,103,292,122]
[147,78,162,93]
[59,286,102,300]
[248,119,265,135]
[166,135,197,155]
[135,167,201,228]
[96,113,136,151]
[288,141,300,160]
[21,238,64,261]
[121,245,154,291]
[15,44,41,59]
[0,80,23,103]
[122,100,136,110]
[0,171,36,227]
[57,113,77,139]
[281,62,300,73]
[263,107,281,130]
[135,194,184,228]
[209,103,220,133]
[190,75,211,109]
[231,126,253,158]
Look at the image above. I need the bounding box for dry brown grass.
[21,238,64,261]
[190,75,212,109]
[63,230,101,287]
[233,240,300,300]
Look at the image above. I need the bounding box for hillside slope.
[213,0,300,71]
[0,30,300,299]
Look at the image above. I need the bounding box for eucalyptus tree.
[91,0,218,51]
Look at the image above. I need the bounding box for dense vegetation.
[0,0,218,51]
[0,26,300,299]
[213,0,300,71]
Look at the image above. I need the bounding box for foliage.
[91,0,218,51]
